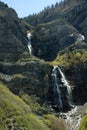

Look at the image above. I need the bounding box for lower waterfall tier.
[51,66,74,111]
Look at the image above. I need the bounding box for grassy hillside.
[43,114,66,130]
[0,82,49,130]
[0,82,67,130]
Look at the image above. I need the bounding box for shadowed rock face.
[32,19,80,61]
[0,59,51,102]
[64,64,87,105]
[62,0,87,43]
[0,2,29,62]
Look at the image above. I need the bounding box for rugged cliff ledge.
[0,58,51,102]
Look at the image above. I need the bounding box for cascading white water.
[51,66,74,109]
[58,67,74,107]
[75,34,85,44]
[51,66,82,130]
[51,66,63,110]
[27,32,32,56]
[59,106,82,130]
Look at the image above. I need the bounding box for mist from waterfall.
[27,32,32,56]
[58,67,73,107]
[51,66,63,110]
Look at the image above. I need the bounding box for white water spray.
[58,67,74,107]
[27,32,32,56]
[76,34,85,44]
[69,33,74,37]
[67,33,74,37]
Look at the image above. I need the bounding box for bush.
[50,49,87,68]
[79,114,87,130]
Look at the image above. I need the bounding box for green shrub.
[79,114,87,130]
[50,49,87,68]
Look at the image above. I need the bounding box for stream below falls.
[59,106,82,130]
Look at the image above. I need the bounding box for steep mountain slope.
[62,0,87,43]
[0,58,51,102]
[0,1,87,130]
[23,0,87,61]
[23,1,87,129]
[0,82,46,130]
[32,19,87,61]
[0,1,32,62]
[0,1,51,103]
[23,0,86,26]
[1,82,66,130]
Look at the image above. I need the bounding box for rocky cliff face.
[0,2,29,62]
[0,1,51,105]
[0,59,51,102]
[65,64,87,105]
[32,19,80,61]
[62,0,87,43]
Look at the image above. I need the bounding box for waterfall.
[58,67,74,108]
[76,34,85,44]
[27,32,32,56]
[51,66,63,110]
[51,66,82,130]
[51,66,74,110]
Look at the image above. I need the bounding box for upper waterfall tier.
[27,32,33,56]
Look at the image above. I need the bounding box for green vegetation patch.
[0,82,49,130]
[79,114,87,130]
[50,49,87,68]
[20,94,46,115]
[43,114,66,130]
